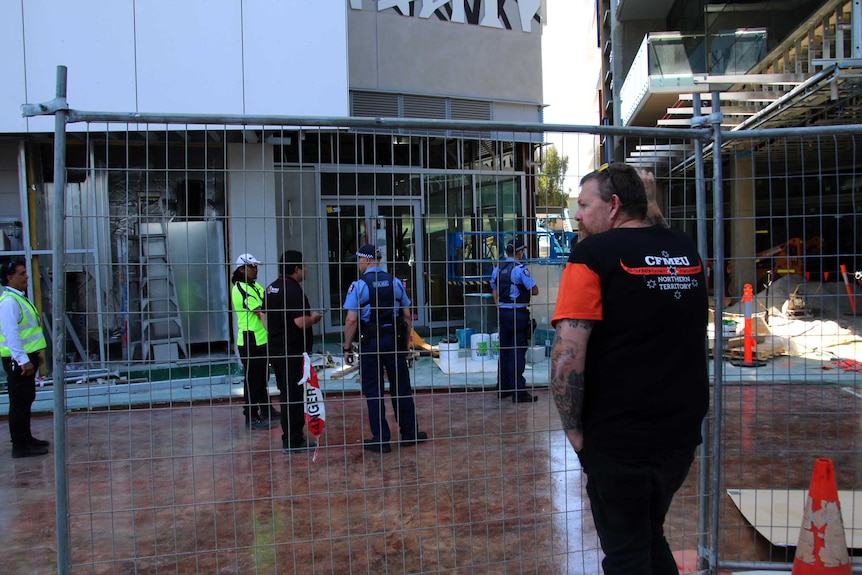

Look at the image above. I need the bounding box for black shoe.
[29,436,50,447]
[512,393,538,403]
[363,440,392,453]
[498,391,513,399]
[247,417,273,431]
[264,407,281,420]
[283,439,317,453]
[400,431,428,446]
[12,445,49,458]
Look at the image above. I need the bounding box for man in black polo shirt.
[266,250,323,453]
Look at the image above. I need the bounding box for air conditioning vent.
[351,91,399,117]
[451,99,492,120]
[403,95,446,119]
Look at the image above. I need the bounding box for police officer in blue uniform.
[342,244,427,453]
[492,238,539,403]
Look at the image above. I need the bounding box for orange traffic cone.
[792,458,851,574]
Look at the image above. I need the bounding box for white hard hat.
[235,253,261,267]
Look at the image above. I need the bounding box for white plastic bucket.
[471,333,491,361]
[438,342,460,370]
[490,332,500,359]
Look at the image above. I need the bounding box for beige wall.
[348,8,543,106]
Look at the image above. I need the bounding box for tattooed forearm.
[550,319,593,433]
[557,319,594,330]
[555,369,586,432]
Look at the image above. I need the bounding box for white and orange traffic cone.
[792,458,851,575]
[839,265,857,315]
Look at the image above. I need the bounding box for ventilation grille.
[351,92,399,118]
[403,95,447,119]
[350,91,498,137]
[451,99,492,121]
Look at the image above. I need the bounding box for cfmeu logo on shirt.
[620,250,702,278]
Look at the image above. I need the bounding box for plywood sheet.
[727,489,862,548]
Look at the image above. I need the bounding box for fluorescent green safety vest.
[231,281,267,347]
[0,290,48,357]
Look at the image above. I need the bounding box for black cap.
[350,244,378,261]
[506,238,526,253]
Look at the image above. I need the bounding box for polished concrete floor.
[0,381,859,574]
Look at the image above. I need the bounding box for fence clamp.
[691,112,723,128]
[21,97,69,118]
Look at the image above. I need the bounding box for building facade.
[0,1,546,364]
[597,0,861,295]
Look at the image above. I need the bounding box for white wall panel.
[20,0,137,133]
[134,0,244,114]
[241,2,348,116]
[1,0,349,133]
[0,3,27,133]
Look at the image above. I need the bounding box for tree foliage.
[536,145,569,208]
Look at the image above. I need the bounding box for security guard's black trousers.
[2,354,39,448]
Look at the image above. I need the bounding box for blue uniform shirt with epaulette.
[343,265,411,322]
[491,257,537,309]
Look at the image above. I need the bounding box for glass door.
[323,199,425,329]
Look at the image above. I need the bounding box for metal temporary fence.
[5,66,861,573]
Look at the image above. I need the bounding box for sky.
[540,0,602,195]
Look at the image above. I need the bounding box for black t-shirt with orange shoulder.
[552,225,709,451]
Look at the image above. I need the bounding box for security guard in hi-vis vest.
[0,257,50,458]
[231,253,277,431]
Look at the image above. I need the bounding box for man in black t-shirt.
[266,251,323,453]
[551,162,708,574]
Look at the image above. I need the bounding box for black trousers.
[577,445,696,575]
[359,334,418,443]
[237,332,270,419]
[3,354,40,448]
[271,352,306,448]
[497,307,530,393]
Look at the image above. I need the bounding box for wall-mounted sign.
[349,0,542,33]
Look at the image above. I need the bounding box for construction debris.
[709,274,862,365]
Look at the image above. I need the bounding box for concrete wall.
[226,143,279,289]
[348,5,543,106]
[274,169,324,319]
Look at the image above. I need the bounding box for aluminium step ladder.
[139,218,188,362]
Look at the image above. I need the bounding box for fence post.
[709,91,725,573]
[692,92,711,573]
[51,65,71,575]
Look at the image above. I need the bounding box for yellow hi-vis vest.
[0,290,48,357]
[231,281,267,347]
